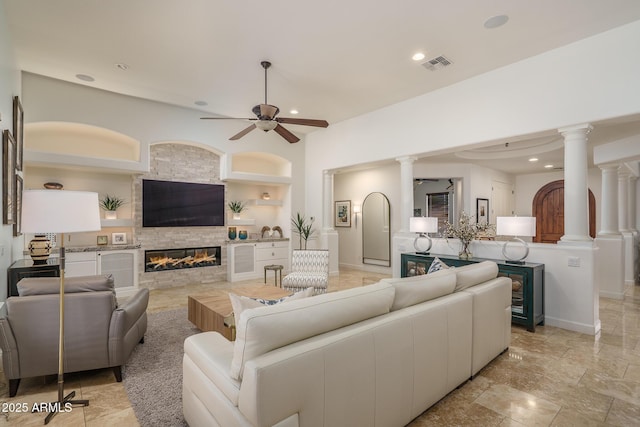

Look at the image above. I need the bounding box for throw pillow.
[427,257,449,274]
[229,287,314,323]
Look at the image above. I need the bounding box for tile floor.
[1,268,639,426]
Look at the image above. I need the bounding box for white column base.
[321,228,340,275]
[595,235,625,300]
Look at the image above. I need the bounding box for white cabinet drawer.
[256,241,288,249]
[66,252,97,262]
[256,246,288,261]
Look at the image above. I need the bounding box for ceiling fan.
[201,61,329,143]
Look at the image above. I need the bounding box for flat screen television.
[142,179,225,227]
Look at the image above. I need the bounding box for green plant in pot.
[291,212,315,250]
[99,194,126,220]
[228,200,246,219]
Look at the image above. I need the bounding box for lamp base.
[415,251,431,255]
[44,390,89,425]
[504,259,526,265]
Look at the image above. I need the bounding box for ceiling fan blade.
[273,124,300,143]
[201,117,255,120]
[276,117,329,128]
[229,124,257,140]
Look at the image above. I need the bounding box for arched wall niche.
[25,121,140,161]
[231,152,291,177]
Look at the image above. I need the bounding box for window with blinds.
[427,192,450,234]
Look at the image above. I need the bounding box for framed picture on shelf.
[476,198,489,225]
[3,129,16,225]
[112,232,127,245]
[335,200,351,227]
[97,235,108,245]
[13,96,23,172]
[13,174,22,236]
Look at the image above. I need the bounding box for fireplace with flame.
[144,246,221,272]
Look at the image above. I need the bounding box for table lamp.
[496,216,536,264]
[409,217,438,254]
[21,189,101,424]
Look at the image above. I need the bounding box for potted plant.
[291,212,315,250]
[228,200,246,220]
[100,194,126,220]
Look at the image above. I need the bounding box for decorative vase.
[29,234,52,264]
[458,241,472,260]
[104,210,117,220]
[239,230,248,240]
[228,227,237,240]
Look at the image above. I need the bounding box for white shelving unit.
[101,218,134,228]
[249,199,283,207]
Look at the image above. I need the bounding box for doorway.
[532,180,596,243]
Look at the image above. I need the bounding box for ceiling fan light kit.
[201,61,328,143]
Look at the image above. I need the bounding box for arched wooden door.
[532,180,595,243]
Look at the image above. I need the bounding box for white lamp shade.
[496,216,536,237]
[409,217,438,233]
[353,205,361,214]
[22,190,101,233]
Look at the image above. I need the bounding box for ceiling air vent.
[422,55,453,71]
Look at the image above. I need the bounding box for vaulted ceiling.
[5,0,640,173]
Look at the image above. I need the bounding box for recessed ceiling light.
[528,157,539,162]
[194,100,208,106]
[484,15,509,29]
[544,164,554,169]
[290,109,299,115]
[115,63,129,71]
[75,74,95,82]
[412,52,426,61]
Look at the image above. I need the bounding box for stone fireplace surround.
[135,143,227,289]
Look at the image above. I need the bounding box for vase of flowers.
[444,211,494,259]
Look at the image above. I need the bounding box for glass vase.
[459,241,472,259]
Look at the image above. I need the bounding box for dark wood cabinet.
[401,253,544,332]
[7,259,60,297]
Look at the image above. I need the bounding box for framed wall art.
[3,129,16,225]
[13,96,23,172]
[112,232,127,245]
[97,235,108,245]
[335,200,351,227]
[13,174,22,236]
[476,198,489,225]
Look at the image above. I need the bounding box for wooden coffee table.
[188,285,291,340]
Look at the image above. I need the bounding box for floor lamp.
[21,190,101,424]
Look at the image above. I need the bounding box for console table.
[401,253,544,332]
[7,258,61,297]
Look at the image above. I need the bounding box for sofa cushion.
[454,261,499,291]
[18,274,115,296]
[381,268,456,311]
[427,257,449,274]
[228,287,314,322]
[230,281,395,380]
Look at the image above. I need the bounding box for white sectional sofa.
[183,261,511,427]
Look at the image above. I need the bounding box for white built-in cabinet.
[62,249,139,296]
[227,240,289,282]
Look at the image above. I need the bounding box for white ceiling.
[5,0,640,174]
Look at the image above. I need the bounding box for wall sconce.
[409,217,438,254]
[353,205,361,227]
[496,216,536,264]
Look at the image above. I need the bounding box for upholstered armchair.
[282,249,329,295]
[0,274,148,397]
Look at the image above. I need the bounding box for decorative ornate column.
[598,164,620,236]
[322,170,335,232]
[618,171,630,232]
[628,176,637,231]
[321,170,339,274]
[396,156,417,232]
[559,124,593,242]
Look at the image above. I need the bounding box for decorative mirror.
[362,192,391,266]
